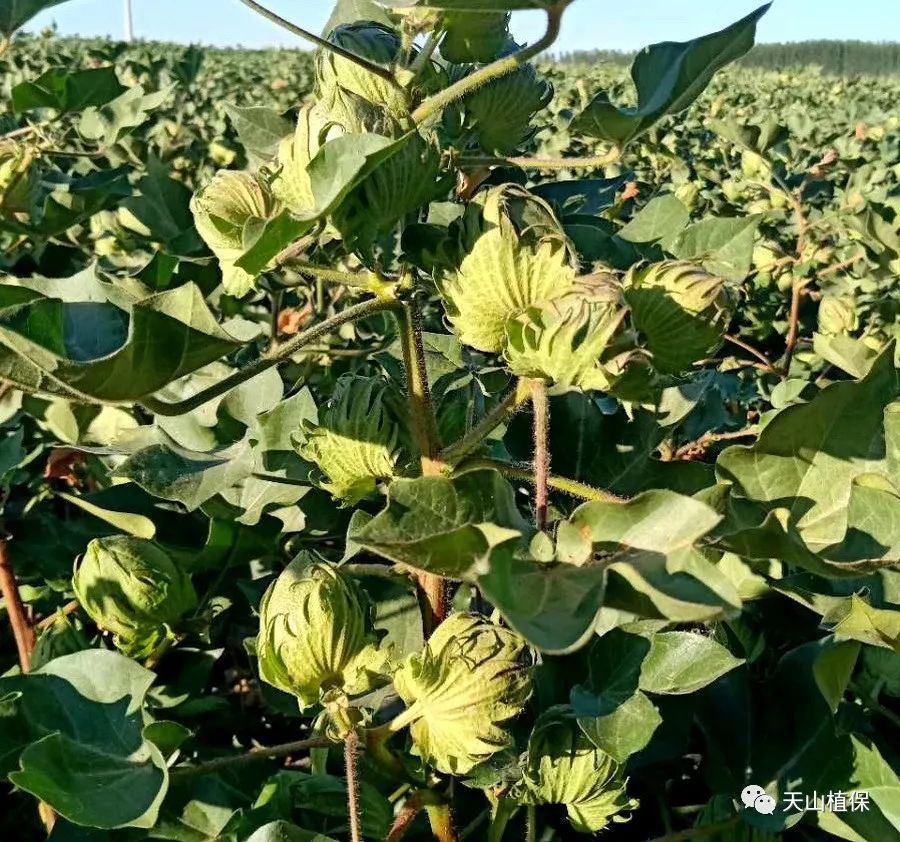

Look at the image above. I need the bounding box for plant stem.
[0,536,36,673]
[530,380,550,531]
[237,0,403,92]
[441,380,531,465]
[525,805,537,842]
[722,333,777,373]
[36,600,79,630]
[344,731,363,842]
[456,150,620,171]
[142,297,396,417]
[394,299,447,635]
[460,458,624,504]
[170,736,332,779]
[426,803,459,842]
[411,2,570,125]
[283,262,377,289]
[782,276,805,375]
[643,816,740,842]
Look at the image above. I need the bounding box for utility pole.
[124,0,134,42]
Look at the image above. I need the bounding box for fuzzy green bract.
[72,536,197,659]
[390,612,534,774]
[256,555,389,710]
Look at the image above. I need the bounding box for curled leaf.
[504,276,628,390]
[522,709,638,833]
[439,185,576,352]
[191,169,280,296]
[623,260,736,374]
[297,375,403,504]
[391,612,534,774]
[256,554,389,710]
[73,536,196,659]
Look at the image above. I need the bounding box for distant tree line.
[555,41,900,76]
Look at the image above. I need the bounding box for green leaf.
[717,344,900,565]
[235,131,407,275]
[0,0,71,35]
[571,5,770,146]
[566,491,741,621]
[617,195,689,248]
[671,215,763,282]
[638,632,744,695]
[0,282,240,402]
[326,0,393,33]
[1,650,167,829]
[78,84,174,147]
[223,103,292,161]
[824,595,900,650]
[245,822,338,842]
[12,66,124,114]
[477,543,608,654]
[571,630,661,761]
[352,468,528,577]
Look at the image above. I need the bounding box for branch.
[673,427,759,460]
[237,0,404,92]
[782,280,804,375]
[456,150,620,171]
[36,600,79,630]
[395,299,447,635]
[344,732,363,842]
[530,380,550,531]
[723,333,778,373]
[142,297,396,417]
[0,536,36,672]
[170,736,332,779]
[411,2,571,125]
[460,457,625,504]
[441,380,531,465]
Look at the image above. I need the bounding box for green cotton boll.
[623,260,737,375]
[271,103,345,215]
[0,141,39,215]
[256,555,390,710]
[390,612,535,775]
[442,11,511,64]
[503,276,629,391]
[448,47,552,155]
[316,22,411,121]
[522,709,638,834]
[73,536,197,660]
[439,185,577,353]
[190,169,280,296]
[296,375,402,505]
[818,295,858,335]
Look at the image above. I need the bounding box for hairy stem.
[345,731,363,842]
[426,803,460,842]
[782,279,804,375]
[526,805,537,842]
[411,2,570,125]
[142,297,396,417]
[395,300,447,635]
[441,380,531,465]
[237,0,403,91]
[530,380,550,531]
[0,536,36,673]
[36,599,79,630]
[460,458,624,504]
[456,150,620,171]
[171,736,332,779]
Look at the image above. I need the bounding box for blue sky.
[26,0,900,52]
